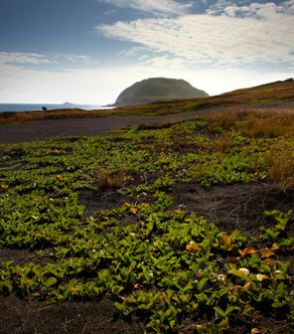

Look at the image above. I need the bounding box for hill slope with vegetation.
[1,78,292,124]
[114,78,208,106]
[0,106,293,333]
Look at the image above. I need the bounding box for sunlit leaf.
[221,234,234,251]
[263,258,276,266]
[256,274,269,282]
[260,247,274,258]
[228,267,250,278]
[243,282,253,291]
[129,206,137,214]
[239,247,256,257]
[186,241,199,253]
[271,242,279,250]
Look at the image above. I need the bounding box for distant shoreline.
[0,103,108,113]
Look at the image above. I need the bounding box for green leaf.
[198,277,208,291]
[44,277,57,288]
[214,306,227,318]
[146,220,154,237]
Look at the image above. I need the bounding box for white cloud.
[0,59,292,104]
[0,52,94,67]
[0,52,51,65]
[1,2,293,104]
[207,0,294,16]
[98,0,192,16]
[135,55,293,95]
[97,1,294,67]
[208,1,294,18]
[55,54,93,63]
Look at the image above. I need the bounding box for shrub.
[95,166,126,189]
[214,132,236,152]
[206,109,294,137]
[266,138,294,190]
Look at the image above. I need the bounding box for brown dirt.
[0,247,42,265]
[172,182,294,235]
[0,295,144,334]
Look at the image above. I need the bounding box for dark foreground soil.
[0,294,290,334]
[0,295,144,334]
[173,182,294,236]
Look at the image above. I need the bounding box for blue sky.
[0,0,293,104]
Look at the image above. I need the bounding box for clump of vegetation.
[214,132,237,152]
[206,109,294,137]
[266,138,294,189]
[95,166,126,189]
[0,109,293,333]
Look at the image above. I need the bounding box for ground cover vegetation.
[0,109,293,333]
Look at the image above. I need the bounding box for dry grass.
[214,132,237,152]
[206,108,294,137]
[206,108,294,190]
[95,166,126,190]
[238,109,294,137]
[266,138,294,190]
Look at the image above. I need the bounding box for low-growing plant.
[0,108,293,334]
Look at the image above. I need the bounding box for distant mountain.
[62,102,79,108]
[115,78,209,106]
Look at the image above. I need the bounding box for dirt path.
[0,112,202,144]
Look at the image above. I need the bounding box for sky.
[0,0,293,104]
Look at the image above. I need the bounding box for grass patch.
[266,138,294,190]
[206,109,294,137]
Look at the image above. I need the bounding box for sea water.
[0,104,103,113]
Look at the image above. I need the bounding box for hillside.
[0,78,293,124]
[114,78,208,106]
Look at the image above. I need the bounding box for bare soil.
[172,182,294,235]
[0,295,144,334]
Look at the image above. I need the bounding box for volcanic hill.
[114,77,208,106]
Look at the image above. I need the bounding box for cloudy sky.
[0,0,293,104]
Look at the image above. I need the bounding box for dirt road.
[0,111,205,144]
[1,103,293,144]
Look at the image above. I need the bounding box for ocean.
[0,103,105,113]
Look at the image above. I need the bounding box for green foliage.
[0,117,293,333]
